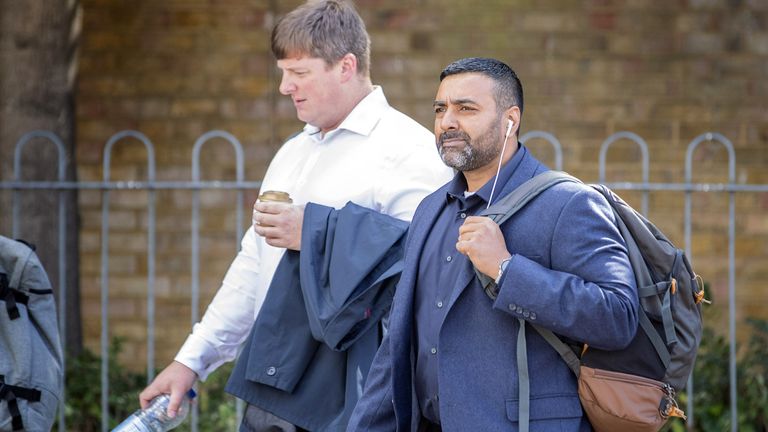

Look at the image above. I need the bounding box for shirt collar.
[303,86,388,140]
[444,143,526,206]
[445,172,469,201]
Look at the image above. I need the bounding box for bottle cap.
[186,389,197,399]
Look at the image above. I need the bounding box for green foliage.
[55,338,148,432]
[177,362,240,432]
[54,337,239,431]
[664,319,768,432]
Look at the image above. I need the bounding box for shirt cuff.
[174,333,223,382]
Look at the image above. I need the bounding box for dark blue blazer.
[227,202,408,431]
[348,147,639,432]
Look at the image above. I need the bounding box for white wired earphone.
[486,119,514,209]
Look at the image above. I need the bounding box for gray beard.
[439,143,477,171]
[438,126,502,172]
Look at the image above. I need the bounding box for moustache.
[438,130,471,146]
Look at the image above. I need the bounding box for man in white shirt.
[139,1,452,430]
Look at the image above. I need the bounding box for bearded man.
[347,57,639,432]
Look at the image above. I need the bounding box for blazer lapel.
[386,192,448,430]
[390,193,445,342]
[389,191,447,372]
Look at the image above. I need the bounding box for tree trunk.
[0,0,82,356]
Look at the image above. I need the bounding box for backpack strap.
[638,308,672,368]
[0,246,35,320]
[0,375,42,431]
[7,246,32,291]
[531,326,581,376]
[516,319,530,432]
[0,273,29,320]
[476,171,581,299]
[515,322,586,432]
[481,171,581,225]
[637,279,677,348]
[472,171,580,432]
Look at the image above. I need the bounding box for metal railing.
[3,129,768,432]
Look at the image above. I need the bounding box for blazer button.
[523,310,530,318]
[267,366,277,376]
[530,312,537,320]
[508,303,517,311]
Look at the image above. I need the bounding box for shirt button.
[266,366,276,376]
[430,347,437,355]
[460,212,467,219]
[436,301,443,308]
[446,256,452,262]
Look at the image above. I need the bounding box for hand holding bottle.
[112,389,196,431]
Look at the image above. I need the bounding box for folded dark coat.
[226,201,408,431]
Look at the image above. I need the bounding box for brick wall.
[76,0,768,368]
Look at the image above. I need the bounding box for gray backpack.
[475,171,705,432]
[0,236,63,431]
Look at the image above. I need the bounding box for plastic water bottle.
[112,389,197,431]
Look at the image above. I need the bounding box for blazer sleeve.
[493,186,639,350]
[346,331,397,432]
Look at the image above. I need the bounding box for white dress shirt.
[175,87,453,380]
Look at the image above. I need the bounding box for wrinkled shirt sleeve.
[174,227,265,381]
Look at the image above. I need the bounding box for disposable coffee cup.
[258,190,293,203]
[253,191,292,228]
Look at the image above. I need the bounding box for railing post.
[101,130,156,432]
[684,132,736,431]
[12,130,68,432]
[190,130,246,431]
[599,131,650,215]
[520,130,563,171]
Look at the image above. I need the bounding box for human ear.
[339,53,357,82]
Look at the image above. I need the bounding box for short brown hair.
[271,0,371,75]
